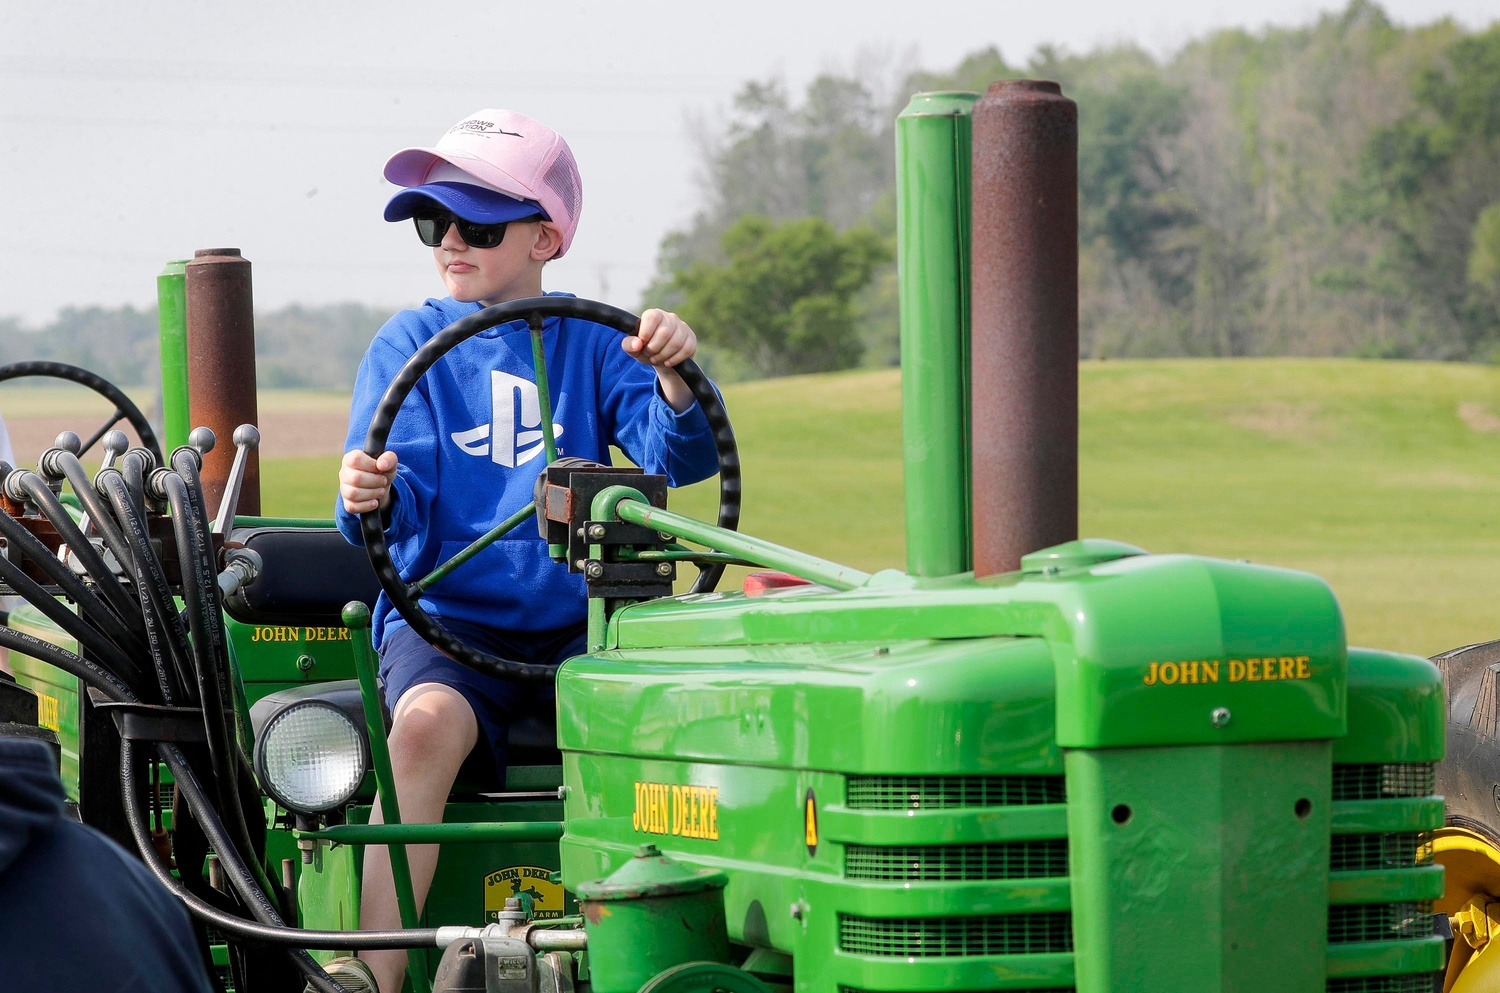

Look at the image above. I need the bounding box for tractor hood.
[0,738,65,877]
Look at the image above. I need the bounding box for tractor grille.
[1331,763,1435,800]
[845,840,1068,881]
[1327,902,1433,944]
[1329,832,1433,872]
[838,912,1073,957]
[1325,976,1442,993]
[845,774,1065,809]
[1325,762,1443,992]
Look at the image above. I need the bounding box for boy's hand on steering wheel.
[340,449,399,514]
[626,309,699,413]
[624,309,697,368]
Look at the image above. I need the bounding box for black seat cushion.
[224,526,382,625]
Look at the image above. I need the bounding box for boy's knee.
[389,683,479,759]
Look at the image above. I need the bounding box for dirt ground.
[4,410,349,464]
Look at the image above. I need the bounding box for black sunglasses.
[411,209,540,249]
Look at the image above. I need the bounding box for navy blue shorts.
[378,617,587,787]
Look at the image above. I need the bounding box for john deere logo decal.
[805,787,818,856]
[484,865,563,920]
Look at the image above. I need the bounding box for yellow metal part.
[1433,826,1500,993]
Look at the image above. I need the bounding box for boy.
[333,109,720,993]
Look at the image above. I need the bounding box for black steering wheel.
[0,361,164,466]
[359,296,740,682]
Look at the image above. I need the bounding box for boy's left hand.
[624,309,697,367]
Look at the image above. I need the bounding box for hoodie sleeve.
[335,332,441,549]
[595,331,722,488]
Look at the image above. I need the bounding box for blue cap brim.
[384,181,549,223]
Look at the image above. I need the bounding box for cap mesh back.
[543,145,583,227]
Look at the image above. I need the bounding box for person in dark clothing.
[0,736,214,993]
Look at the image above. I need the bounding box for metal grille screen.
[845,775,1066,809]
[1327,902,1434,944]
[1331,763,1436,801]
[838,912,1074,957]
[1324,974,1442,993]
[845,841,1068,881]
[1329,832,1433,872]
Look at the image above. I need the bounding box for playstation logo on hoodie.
[450,370,564,467]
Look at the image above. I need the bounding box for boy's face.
[431,218,559,306]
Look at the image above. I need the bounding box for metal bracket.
[534,460,672,599]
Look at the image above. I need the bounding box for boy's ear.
[531,221,564,261]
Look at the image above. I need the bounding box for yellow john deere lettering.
[1143,655,1313,686]
[249,626,352,643]
[632,781,719,841]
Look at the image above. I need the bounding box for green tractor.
[1,79,1494,993]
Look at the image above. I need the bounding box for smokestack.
[969,80,1078,577]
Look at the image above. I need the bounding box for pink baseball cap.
[384,109,583,258]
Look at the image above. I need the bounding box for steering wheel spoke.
[79,407,133,457]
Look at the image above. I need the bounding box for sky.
[2,0,1495,328]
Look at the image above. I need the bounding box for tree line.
[4,3,1495,387]
[651,1,1500,376]
[0,304,390,390]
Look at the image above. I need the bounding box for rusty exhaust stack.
[970,80,1078,577]
[185,248,260,517]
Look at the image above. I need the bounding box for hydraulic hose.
[120,448,150,514]
[0,513,150,696]
[120,739,442,950]
[162,469,268,903]
[55,452,143,598]
[5,474,152,670]
[0,625,134,703]
[120,743,344,993]
[97,469,194,706]
[170,450,237,719]
[24,456,148,641]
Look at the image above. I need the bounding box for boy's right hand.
[340,449,399,515]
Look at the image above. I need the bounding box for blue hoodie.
[335,294,720,646]
[0,737,213,992]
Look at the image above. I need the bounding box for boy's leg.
[359,682,479,993]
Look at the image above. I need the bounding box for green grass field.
[107,358,1500,658]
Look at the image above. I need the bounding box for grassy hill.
[9,358,1494,658]
[667,358,1500,658]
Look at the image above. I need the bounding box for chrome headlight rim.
[252,698,368,815]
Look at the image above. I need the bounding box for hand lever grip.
[212,424,260,537]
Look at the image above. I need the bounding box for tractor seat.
[224,525,382,625]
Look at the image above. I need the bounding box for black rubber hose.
[120,740,442,951]
[10,472,153,664]
[97,470,195,706]
[55,452,143,601]
[26,455,147,639]
[121,744,344,993]
[163,470,266,901]
[170,450,238,721]
[0,625,134,703]
[120,449,150,513]
[0,512,150,696]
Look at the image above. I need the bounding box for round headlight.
[254,701,367,814]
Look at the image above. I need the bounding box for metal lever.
[100,431,131,473]
[211,424,260,537]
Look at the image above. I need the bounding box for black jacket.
[0,736,213,992]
